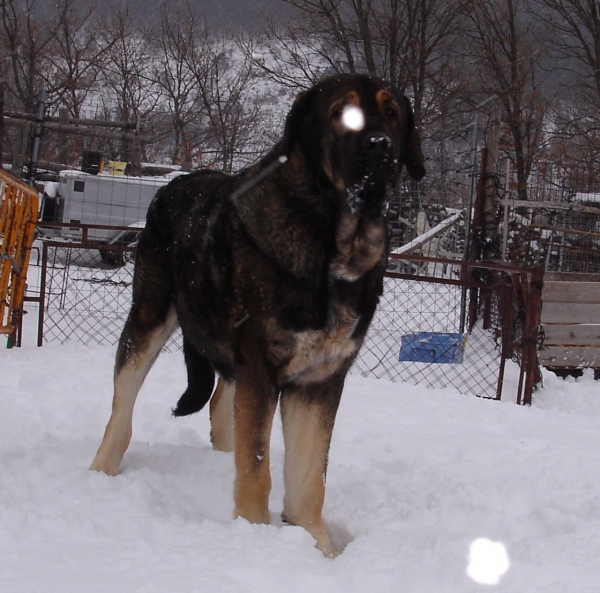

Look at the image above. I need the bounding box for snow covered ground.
[1,341,600,592]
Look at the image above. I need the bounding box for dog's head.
[282,74,425,216]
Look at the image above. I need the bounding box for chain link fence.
[479,162,600,275]
[386,179,466,258]
[27,225,542,404]
[39,242,135,346]
[352,253,543,404]
[32,233,181,351]
[351,276,500,398]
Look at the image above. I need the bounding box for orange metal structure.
[0,170,39,346]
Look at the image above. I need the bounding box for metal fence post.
[28,89,46,187]
[37,241,49,347]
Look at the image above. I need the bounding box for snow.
[2,342,600,592]
[574,193,600,204]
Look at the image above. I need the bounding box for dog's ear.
[400,95,426,182]
[405,127,426,181]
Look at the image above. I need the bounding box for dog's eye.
[332,106,344,120]
[387,106,397,118]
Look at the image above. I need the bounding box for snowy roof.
[58,169,184,186]
[574,192,600,203]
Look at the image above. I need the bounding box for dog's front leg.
[280,373,345,557]
[232,365,278,525]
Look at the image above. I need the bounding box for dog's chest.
[276,307,360,385]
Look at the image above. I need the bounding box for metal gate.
[0,170,39,346]
[353,253,543,405]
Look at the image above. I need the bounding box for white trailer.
[44,170,183,242]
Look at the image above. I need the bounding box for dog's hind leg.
[172,339,216,417]
[90,304,179,476]
[233,364,279,525]
[209,378,235,452]
[280,374,345,558]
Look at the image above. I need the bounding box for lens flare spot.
[341,105,365,131]
[466,538,510,586]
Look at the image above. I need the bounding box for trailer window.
[74,181,85,192]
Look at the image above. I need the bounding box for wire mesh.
[500,165,600,274]
[34,238,505,401]
[351,276,501,399]
[39,241,181,351]
[387,180,466,257]
[31,206,545,404]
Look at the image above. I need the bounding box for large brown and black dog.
[90,73,425,556]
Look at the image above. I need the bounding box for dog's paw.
[324,519,354,555]
[89,458,120,476]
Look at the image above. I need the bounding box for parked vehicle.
[97,221,145,267]
[40,169,182,243]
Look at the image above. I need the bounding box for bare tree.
[146,3,200,168]
[463,0,551,200]
[187,32,267,172]
[252,0,472,197]
[0,0,59,173]
[540,0,600,108]
[98,8,158,127]
[268,0,467,125]
[48,0,114,119]
[0,0,55,112]
[535,0,600,183]
[248,21,331,90]
[93,7,159,165]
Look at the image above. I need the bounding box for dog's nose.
[361,133,392,156]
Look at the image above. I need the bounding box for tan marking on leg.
[233,376,277,525]
[90,306,178,476]
[281,396,337,557]
[210,378,235,452]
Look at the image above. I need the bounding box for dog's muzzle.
[361,132,392,160]
[346,131,394,216]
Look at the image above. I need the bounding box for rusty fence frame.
[386,253,544,405]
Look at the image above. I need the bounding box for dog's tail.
[172,385,213,416]
[172,341,216,417]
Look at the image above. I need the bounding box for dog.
[90,73,425,557]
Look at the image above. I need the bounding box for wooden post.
[501,158,511,261]
[0,78,4,169]
[121,128,131,171]
[12,123,28,179]
[27,88,46,186]
[471,149,488,263]
[129,117,142,177]
[57,107,71,166]
[467,148,489,331]
[521,266,544,405]
[181,136,192,172]
[483,105,501,260]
